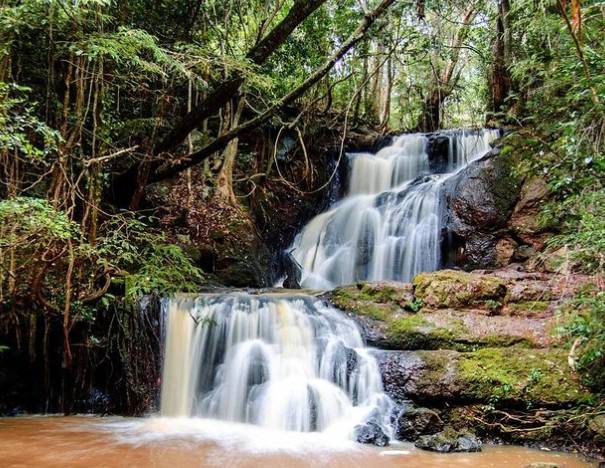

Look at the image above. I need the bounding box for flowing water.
[290,129,500,288]
[160,294,393,437]
[0,416,595,468]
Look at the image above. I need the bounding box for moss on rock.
[413,270,508,308]
[329,282,412,320]
[455,348,590,405]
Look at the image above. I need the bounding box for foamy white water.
[160,294,394,440]
[290,129,499,288]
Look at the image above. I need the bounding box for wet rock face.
[414,428,482,453]
[187,197,274,287]
[353,420,390,446]
[426,134,450,173]
[510,177,550,251]
[442,147,521,269]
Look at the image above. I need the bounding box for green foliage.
[557,286,605,392]
[91,214,205,299]
[505,1,605,193]
[0,83,61,161]
[405,297,424,313]
[544,191,605,272]
[125,244,204,299]
[0,197,79,246]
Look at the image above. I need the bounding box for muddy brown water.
[0,416,596,468]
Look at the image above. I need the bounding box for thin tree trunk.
[216,99,245,205]
[490,0,512,117]
[419,6,478,131]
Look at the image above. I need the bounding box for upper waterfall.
[289,129,500,289]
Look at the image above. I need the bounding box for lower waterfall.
[160,294,394,439]
[290,129,500,288]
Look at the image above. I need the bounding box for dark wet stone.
[442,147,521,269]
[353,420,390,447]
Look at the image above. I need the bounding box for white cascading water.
[160,294,394,438]
[290,129,500,288]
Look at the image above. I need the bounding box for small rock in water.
[524,463,559,468]
[354,420,390,447]
[414,427,481,453]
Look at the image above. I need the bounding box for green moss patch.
[329,282,411,320]
[413,270,508,309]
[457,348,590,406]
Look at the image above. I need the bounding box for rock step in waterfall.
[289,129,501,289]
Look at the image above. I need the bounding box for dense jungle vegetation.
[0,0,603,414]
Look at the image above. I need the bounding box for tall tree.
[419,5,478,132]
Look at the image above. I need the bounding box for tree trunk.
[490,0,512,119]
[216,99,245,205]
[154,0,327,155]
[418,6,478,131]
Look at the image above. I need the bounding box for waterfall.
[160,294,394,438]
[290,129,500,288]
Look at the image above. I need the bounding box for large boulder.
[413,270,507,309]
[376,348,588,407]
[187,197,274,287]
[510,177,550,251]
[392,404,444,440]
[442,147,521,269]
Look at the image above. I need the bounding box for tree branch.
[150,0,397,183]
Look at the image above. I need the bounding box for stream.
[0,416,594,467]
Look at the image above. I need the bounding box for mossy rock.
[329,282,413,320]
[457,348,587,405]
[385,313,535,351]
[386,347,591,407]
[413,270,507,309]
[330,280,541,351]
[504,300,550,317]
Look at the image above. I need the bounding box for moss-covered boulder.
[384,312,540,351]
[378,348,589,407]
[413,270,507,309]
[328,277,553,350]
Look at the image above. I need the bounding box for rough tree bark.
[115,0,327,208]
[215,98,245,205]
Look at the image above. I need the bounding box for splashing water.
[160,294,394,439]
[290,129,500,288]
